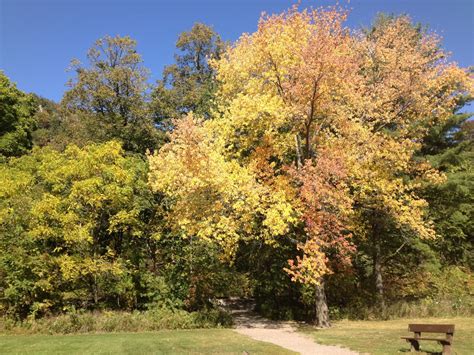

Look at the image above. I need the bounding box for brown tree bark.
[373,232,386,313]
[314,278,330,328]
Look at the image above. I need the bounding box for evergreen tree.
[422,97,473,268]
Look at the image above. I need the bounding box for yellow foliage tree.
[344,14,473,309]
[210,6,473,324]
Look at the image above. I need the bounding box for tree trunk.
[373,237,385,313]
[93,275,99,305]
[295,134,302,168]
[314,278,330,328]
[304,123,312,159]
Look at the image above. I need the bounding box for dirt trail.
[226,299,359,355]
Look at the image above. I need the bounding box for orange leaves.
[353,15,473,139]
[286,239,330,285]
[285,148,355,284]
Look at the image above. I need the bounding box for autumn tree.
[0,142,159,317]
[62,35,161,153]
[213,6,358,326]
[346,14,473,311]
[212,6,473,324]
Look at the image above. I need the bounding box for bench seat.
[401,336,452,344]
[401,324,455,354]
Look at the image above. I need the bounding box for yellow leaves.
[57,252,123,282]
[213,5,355,160]
[148,114,298,258]
[0,164,34,199]
[108,209,142,236]
[285,240,331,285]
[214,92,291,160]
[342,123,440,241]
[1,141,150,298]
[149,115,251,249]
[28,192,96,244]
[262,188,299,238]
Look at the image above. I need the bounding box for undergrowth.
[0,307,233,335]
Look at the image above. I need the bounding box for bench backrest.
[408,324,455,334]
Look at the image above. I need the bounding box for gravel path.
[227,299,359,355]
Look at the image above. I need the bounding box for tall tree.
[0,72,37,157]
[150,23,225,127]
[212,7,472,324]
[62,35,160,153]
[345,14,473,311]
[32,95,110,150]
[421,97,473,268]
[213,6,359,327]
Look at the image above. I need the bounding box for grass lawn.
[0,329,295,354]
[300,317,474,354]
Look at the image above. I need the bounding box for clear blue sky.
[1,0,473,102]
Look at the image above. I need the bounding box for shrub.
[0,307,233,335]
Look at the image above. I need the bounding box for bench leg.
[408,339,420,352]
[442,343,452,355]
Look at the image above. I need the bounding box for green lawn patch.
[300,317,474,354]
[0,329,294,354]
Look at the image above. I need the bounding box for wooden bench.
[401,323,455,354]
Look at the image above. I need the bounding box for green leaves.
[150,23,225,126]
[423,114,474,267]
[0,72,37,157]
[62,36,160,153]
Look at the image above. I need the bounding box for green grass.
[300,317,474,354]
[0,329,295,354]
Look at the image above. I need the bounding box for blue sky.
[1,0,473,102]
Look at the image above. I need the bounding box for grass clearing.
[300,317,474,354]
[0,329,295,354]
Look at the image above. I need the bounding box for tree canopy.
[0,5,473,327]
[151,23,225,127]
[62,35,161,153]
[0,72,37,157]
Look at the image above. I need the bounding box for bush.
[0,307,233,335]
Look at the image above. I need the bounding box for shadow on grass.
[399,351,442,355]
[294,324,319,331]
